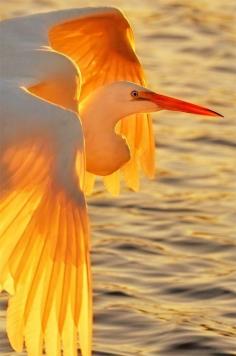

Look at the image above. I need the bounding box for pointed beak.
[140,91,223,117]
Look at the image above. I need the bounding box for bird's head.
[97,81,223,119]
[81,81,222,176]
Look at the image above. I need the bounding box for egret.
[0,7,222,356]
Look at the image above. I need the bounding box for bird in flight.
[0,6,222,356]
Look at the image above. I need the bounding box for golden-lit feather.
[49,8,155,194]
[0,126,91,355]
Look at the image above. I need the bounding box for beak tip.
[211,111,224,118]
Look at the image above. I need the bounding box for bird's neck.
[80,95,130,176]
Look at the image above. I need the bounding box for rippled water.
[0,0,236,355]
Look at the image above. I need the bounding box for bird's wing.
[48,7,155,195]
[0,85,92,356]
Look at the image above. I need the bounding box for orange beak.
[141,91,223,117]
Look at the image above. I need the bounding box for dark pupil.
[132,91,138,97]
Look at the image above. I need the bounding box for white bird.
[0,7,222,356]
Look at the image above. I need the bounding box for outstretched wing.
[0,85,92,356]
[48,7,155,195]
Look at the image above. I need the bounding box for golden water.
[0,0,236,355]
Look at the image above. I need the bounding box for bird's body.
[0,7,221,356]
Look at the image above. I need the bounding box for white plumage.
[0,7,221,356]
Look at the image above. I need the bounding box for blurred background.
[0,0,236,355]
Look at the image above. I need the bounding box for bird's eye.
[131,90,139,98]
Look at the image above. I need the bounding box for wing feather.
[49,7,155,194]
[0,88,92,356]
